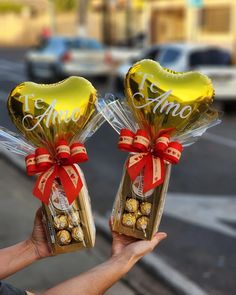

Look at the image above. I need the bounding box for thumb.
[150,232,167,248]
[34,207,43,226]
[155,232,167,242]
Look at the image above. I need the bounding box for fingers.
[154,232,167,241]
[35,207,42,218]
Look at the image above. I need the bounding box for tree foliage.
[53,0,77,12]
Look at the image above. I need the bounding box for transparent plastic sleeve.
[0,112,105,254]
[97,95,221,239]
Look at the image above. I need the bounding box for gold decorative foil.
[57,230,71,245]
[140,202,152,216]
[122,213,136,227]
[68,211,81,228]
[125,198,139,213]
[136,216,149,231]
[125,60,214,140]
[7,76,97,148]
[72,225,84,242]
[53,215,68,230]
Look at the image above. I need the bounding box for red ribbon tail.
[33,166,57,205]
[126,153,148,182]
[143,155,165,193]
[58,165,83,205]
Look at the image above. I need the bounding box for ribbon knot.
[118,128,182,193]
[25,140,88,205]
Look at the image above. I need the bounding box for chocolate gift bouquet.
[98,59,220,240]
[0,76,104,254]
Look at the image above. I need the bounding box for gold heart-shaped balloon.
[8,76,97,148]
[125,59,214,139]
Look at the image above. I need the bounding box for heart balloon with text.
[8,76,97,150]
[125,59,214,140]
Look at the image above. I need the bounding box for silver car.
[25,36,112,81]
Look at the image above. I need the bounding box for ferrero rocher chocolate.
[122,213,136,227]
[125,198,139,213]
[56,230,71,245]
[140,202,152,216]
[53,215,68,230]
[68,211,81,228]
[134,210,142,218]
[136,216,149,231]
[72,226,84,242]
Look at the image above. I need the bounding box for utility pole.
[78,0,89,36]
[102,0,115,45]
[126,0,133,46]
[48,0,56,34]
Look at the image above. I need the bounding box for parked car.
[60,38,113,79]
[25,36,112,80]
[116,43,236,106]
[115,45,161,91]
[62,45,140,78]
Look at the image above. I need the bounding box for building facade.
[149,0,236,52]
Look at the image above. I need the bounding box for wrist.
[25,238,42,261]
[110,249,138,274]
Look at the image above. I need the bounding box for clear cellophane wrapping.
[42,166,95,254]
[97,95,221,240]
[0,113,104,253]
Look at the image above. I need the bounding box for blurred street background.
[0,1,236,295]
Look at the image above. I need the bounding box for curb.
[0,148,208,295]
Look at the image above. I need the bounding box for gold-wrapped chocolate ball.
[140,202,152,216]
[54,215,68,230]
[135,210,142,218]
[136,216,149,231]
[72,225,84,242]
[122,213,136,227]
[56,230,71,245]
[68,211,80,228]
[125,198,139,213]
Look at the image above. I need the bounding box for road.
[0,48,236,295]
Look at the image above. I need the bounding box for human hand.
[110,219,167,263]
[28,207,52,259]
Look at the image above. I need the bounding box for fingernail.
[156,232,167,240]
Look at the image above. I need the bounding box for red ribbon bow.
[25,140,88,205]
[118,129,183,193]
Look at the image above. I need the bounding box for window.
[73,39,103,50]
[39,37,69,52]
[159,48,181,64]
[189,48,232,67]
[142,47,160,60]
[199,6,231,33]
